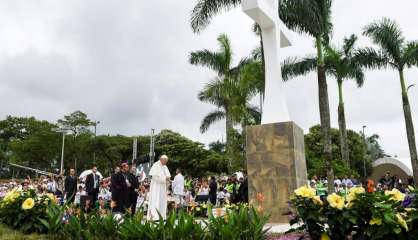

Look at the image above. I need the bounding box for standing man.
[147,155,171,220]
[209,176,217,205]
[64,168,78,203]
[111,162,129,213]
[172,168,184,208]
[85,166,100,205]
[127,166,140,214]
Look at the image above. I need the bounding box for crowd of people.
[308,171,414,200]
[0,155,248,220]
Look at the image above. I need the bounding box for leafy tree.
[4,118,61,171]
[357,18,418,183]
[305,125,373,179]
[155,130,228,176]
[279,0,335,191]
[282,35,364,169]
[57,111,93,173]
[57,111,93,135]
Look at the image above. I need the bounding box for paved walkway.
[264,223,298,233]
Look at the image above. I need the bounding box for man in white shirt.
[172,168,185,208]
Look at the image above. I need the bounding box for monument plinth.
[242,0,308,223]
[246,122,307,223]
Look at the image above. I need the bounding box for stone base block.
[246,121,307,223]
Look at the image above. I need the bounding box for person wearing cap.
[147,155,171,220]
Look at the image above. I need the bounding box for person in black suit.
[127,166,140,214]
[64,168,78,203]
[238,177,248,203]
[85,166,100,206]
[111,162,129,213]
[209,176,217,205]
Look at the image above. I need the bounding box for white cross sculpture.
[242,0,291,124]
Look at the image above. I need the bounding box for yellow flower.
[294,186,316,198]
[396,213,408,231]
[346,186,365,207]
[320,233,330,240]
[350,186,365,195]
[327,193,345,210]
[3,189,19,203]
[313,196,323,206]
[22,198,35,210]
[385,189,405,202]
[369,217,382,225]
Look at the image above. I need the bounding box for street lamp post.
[93,121,100,163]
[362,125,367,178]
[53,128,69,175]
[60,132,65,175]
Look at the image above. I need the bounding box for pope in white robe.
[147,155,171,220]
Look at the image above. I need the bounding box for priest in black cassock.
[111,161,129,213]
[127,166,139,215]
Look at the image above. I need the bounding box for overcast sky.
[0,1,417,160]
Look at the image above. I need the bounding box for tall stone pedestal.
[246,121,307,223]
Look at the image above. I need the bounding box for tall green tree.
[305,125,374,179]
[279,0,335,192]
[282,34,364,169]
[357,18,418,184]
[189,34,258,172]
[57,111,93,172]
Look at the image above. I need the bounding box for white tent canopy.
[79,170,103,181]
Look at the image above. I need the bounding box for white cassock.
[147,161,171,220]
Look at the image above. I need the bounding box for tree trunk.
[337,80,350,168]
[316,38,334,193]
[225,109,234,173]
[399,71,418,185]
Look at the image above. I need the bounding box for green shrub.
[206,207,268,240]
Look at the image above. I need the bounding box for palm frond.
[347,64,365,87]
[200,110,226,133]
[403,41,418,67]
[279,0,333,39]
[189,50,225,75]
[363,17,404,62]
[281,56,317,81]
[198,78,226,106]
[190,0,241,33]
[354,47,388,70]
[217,34,233,72]
[246,105,261,125]
[343,34,358,56]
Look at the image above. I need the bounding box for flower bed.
[0,189,58,234]
[0,189,269,240]
[289,185,418,239]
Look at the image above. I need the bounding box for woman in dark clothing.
[209,176,218,205]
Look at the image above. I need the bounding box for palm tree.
[282,35,364,169]
[280,0,335,192]
[190,33,258,172]
[357,18,418,184]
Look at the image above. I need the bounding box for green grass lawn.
[0,224,50,240]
